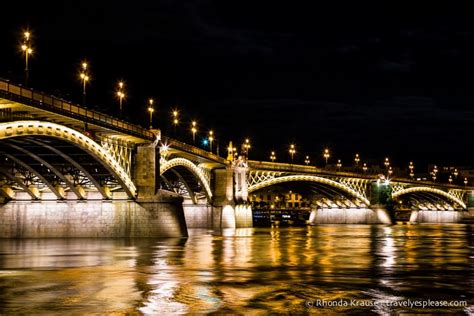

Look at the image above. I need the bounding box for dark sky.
[1,1,473,170]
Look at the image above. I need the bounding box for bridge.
[0,79,473,237]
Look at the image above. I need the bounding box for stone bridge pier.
[182,160,253,230]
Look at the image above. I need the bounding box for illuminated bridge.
[0,79,473,237]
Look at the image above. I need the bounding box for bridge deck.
[0,79,154,143]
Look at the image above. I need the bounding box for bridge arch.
[248,175,370,206]
[0,121,136,198]
[160,158,212,202]
[392,186,466,209]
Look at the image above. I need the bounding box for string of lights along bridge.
[6,29,471,186]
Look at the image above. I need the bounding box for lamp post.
[304,155,310,165]
[336,159,342,170]
[270,151,276,162]
[453,168,459,178]
[323,148,330,165]
[409,161,415,179]
[362,162,368,173]
[21,31,33,86]
[354,153,360,166]
[432,165,438,183]
[79,62,89,107]
[208,130,214,152]
[388,166,393,177]
[243,138,251,157]
[147,99,154,129]
[117,81,125,118]
[172,109,179,135]
[191,121,197,144]
[449,175,453,184]
[464,178,468,186]
[289,144,296,163]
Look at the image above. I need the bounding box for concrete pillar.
[131,136,188,237]
[308,205,390,224]
[212,167,235,228]
[211,166,253,228]
[369,180,393,224]
[134,144,160,198]
[468,191,474,216]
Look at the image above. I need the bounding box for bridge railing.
[162,136,228,164]
[248,160,379,178]
[0,79,155,141]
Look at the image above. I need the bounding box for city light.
[432,165,438,182]
[147,98,154,129]
[354,153,360,166]
[304,155,310,165]
[191,121,197,143]
[323,148,330,165]
[270,151,276,162]
[21,30,33,86]
[409,161,415,179]
[336,159,342,169]
[243,138,251,157]
[116,81,125,117]
[208,130,214,152]
[362,162,368,173]
[289,144,296,162]
[172,109,179,126]
[79,61,90,107]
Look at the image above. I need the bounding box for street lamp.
[336,159,342,170]
[464,178,468,186]
[147,98,154,129]
[388,166,393,177]
[191,121,197,144]
[384,157,390,169]
[432,165,438,182]
[172,109,179,129]
[354,153,360,166]
[409,161,415,179]
[79,61,90,107]
[208,130,214,152]
[362,162,368,173]
[289,144,296,163]
[449,175,453,184]
[453,168,459,178]
[304,155,310,165]
[243,138,251,157]
[21,31,33,86]
[270,151,276,162]
[116,81,125,118]
[323,148,330,165]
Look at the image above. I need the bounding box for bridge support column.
[409,209,465,223]
[211,166,252,229]
[468,191,474,216]
[131,143,188,237]
[368,180,393,224]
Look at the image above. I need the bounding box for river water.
[0,224,472,314]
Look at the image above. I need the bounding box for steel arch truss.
[160,158,212,202]
[247,174,370,206]
[392,186,466,209]
[0,121,136,198]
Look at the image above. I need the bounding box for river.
[0,224,472,314]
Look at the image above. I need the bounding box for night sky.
[1,2,473,170]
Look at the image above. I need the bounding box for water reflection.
[0,224,472,314]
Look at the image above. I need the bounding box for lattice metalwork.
[337,178,371,202]
[247,171,283,187]
[0,121,137,197]
[100,137,134,178]
[248,174,370,205]
[160,157,212,200]
[392,186,466,209]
